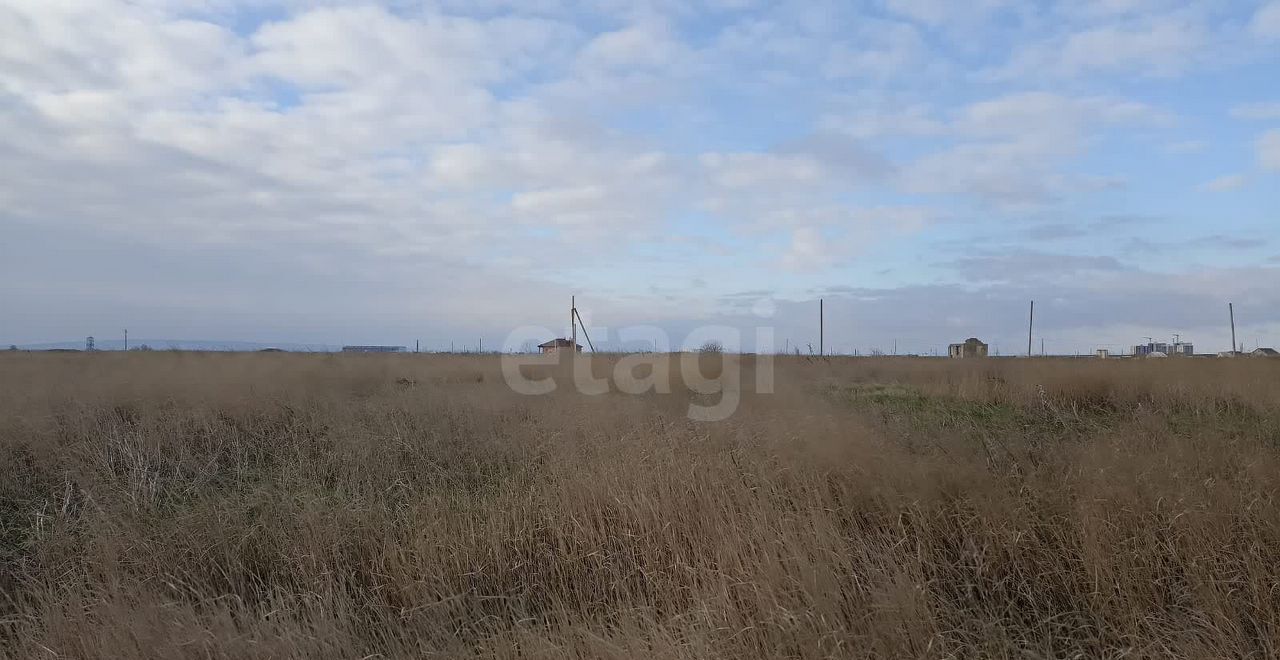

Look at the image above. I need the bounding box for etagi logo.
[500,321,776,422]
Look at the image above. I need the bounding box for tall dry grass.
[2,352,1280,658]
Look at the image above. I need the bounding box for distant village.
[947,337,1279,359]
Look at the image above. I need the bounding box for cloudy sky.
[2,0,1278,353]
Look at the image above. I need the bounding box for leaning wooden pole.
[1027,300,1035,358]
[1230,302,1237,356]
[574,308,595,352]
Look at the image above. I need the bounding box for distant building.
[1135,341,1193,357]
[538,338,582,354]
[948,338,989,358]
[1252,347,1280,357]
[1096,349,1111,359]
[341,345,406,353]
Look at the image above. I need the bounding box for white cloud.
[428,143,507,188]
[0,0,1273,347]
[708,9,946,85]
[1252,2,1280,39]
[898,93,1165,205]
[577,21,689,72]
[772,206,941,271]
[251,6,573,87]
[947,251,1127,283]
[1261,130,1280,171]
[882,0,952,24]
[819,104,946,139]
[511,185,610,224]
[1197,174,1247,192]
[779,226,831,270]
[1232,102,1280,120]
[0,0,600,264]
[881,0,1012,27]
[955,92,1167,137]
[0,2,245,102]
[827,92,1165,205]
[700,152,827,189]
[1061,0,1172,19]
[990,15,1207,79]
[1056,20,1204,76]
[901,141,1069,205]
[822,20,928,79]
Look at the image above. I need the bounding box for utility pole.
[479,337,482,354]
[571,296,577,355]
[415,339,419,354]
[572,305,595,353]
[1041,337,1045,356]
[1027,301,1034,358]
[124,329,128,352]
[1230,303,1237,356]
[819,298,824,357]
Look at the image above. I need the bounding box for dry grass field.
[3,351,1280,658]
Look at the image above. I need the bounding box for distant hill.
[13,340,341,352]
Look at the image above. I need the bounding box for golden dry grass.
[2,351,1280,658]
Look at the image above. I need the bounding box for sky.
[1,0,1278,354]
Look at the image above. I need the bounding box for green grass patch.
[826,383,1117,444]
